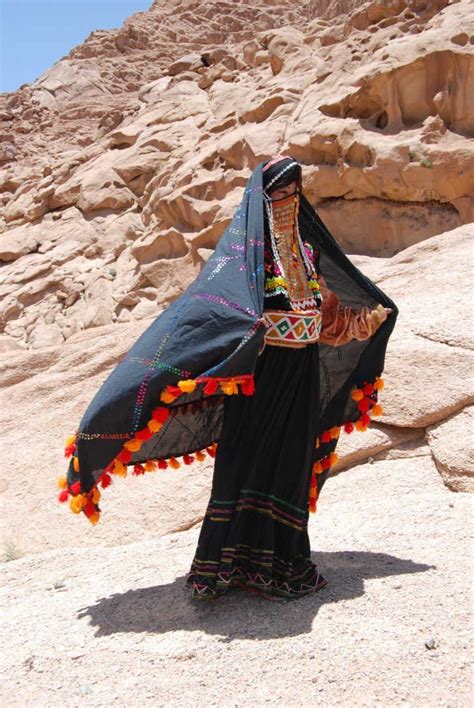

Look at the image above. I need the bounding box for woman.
[57,156,397,601]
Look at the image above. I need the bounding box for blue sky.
[0,0,152,93]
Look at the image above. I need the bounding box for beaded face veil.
[263,156,321,313]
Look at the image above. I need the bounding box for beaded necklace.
[264,193,321,312]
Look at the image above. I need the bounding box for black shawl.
[58,162,397,523]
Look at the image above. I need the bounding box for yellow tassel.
[124,438,143,452]
[160,391,178,404]
[355,420,368,432]
[313,461,323,474]
[374,377,384,390]
[329,452,339,466]
[91,488,101,504]
[73,457,80,473]
[148,419,163,433]
[195,450,206,462]
[69,494,86,514]
[57,475,68,489]
[372,404,383,416]
[88,512,100,525]
[329,426,340,440]
[178,379,197,393]
[169,457,180,469]
[220,380,239,395]
[65,434,76,446]
[352,389,364,402]
[112,459,127,476]
[145,460,157,472]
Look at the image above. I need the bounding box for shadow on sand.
[78,550,434,641]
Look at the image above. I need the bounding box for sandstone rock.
[29,323,64,349]
[168,54,203,76]
[0,226,40,261]
[426,406,474,492]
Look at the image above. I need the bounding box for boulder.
[426,406,474,491]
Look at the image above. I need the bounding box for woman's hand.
[369,304,392,333]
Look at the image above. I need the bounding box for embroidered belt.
[263,309,322,348]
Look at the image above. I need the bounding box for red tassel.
[321,456,331,470]
[320,430,332,444]
[167,385,182,398]
[83,501,97,518]
[357,398,371,413]
[360,412,371,426]
[64,443,76,458]
[206,445,216,458]
[183,454,194,465]
[203,379,219,395]
[117,449,132,463]
[70,481,81,495]
[58,490,69,503]
[152,406,170,423]
[344,422,354,434]
[100,473,112,488]
[135,428,153,441]
[157,459,168,470]
[241,378,255,395]
[132,464,146,475]
[363,383,374,395]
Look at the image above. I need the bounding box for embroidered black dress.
[185,195,326,599]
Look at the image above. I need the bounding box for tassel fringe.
[309,376,385,514]
[58,374,384,526]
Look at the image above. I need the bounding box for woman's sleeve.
[318,274,380,346]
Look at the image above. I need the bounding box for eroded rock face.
[1,1,472,352]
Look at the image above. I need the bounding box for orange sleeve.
[318,275,377,346]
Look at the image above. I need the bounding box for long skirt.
[185,341,325,600]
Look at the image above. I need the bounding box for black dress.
[185,211,326,599]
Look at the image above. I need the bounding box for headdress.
[262,155,302,197]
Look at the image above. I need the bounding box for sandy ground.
[1,452,472,707]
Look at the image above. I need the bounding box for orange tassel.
[372,404,383,416]
[88,512,100,525]
[221,380,239,395]
[178,379,197,393]
[91,488,101,504]
[145,460,157,472]
[65,434,77,447]
[313,461,323,474]
[355,419,368,432]
[195,450,206,462]
[160,390,178,404]
[352,389,364,402]
[329,426,340,440]
[169,457,180,469]
[329,452,339,466]
[124,438,142,452]
[374,377,384,390]
[57,475,68,490]
[73,457,80,473]
[112,459,127,476]
[148,419,163,433]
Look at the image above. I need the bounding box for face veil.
[59,159,397,525]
